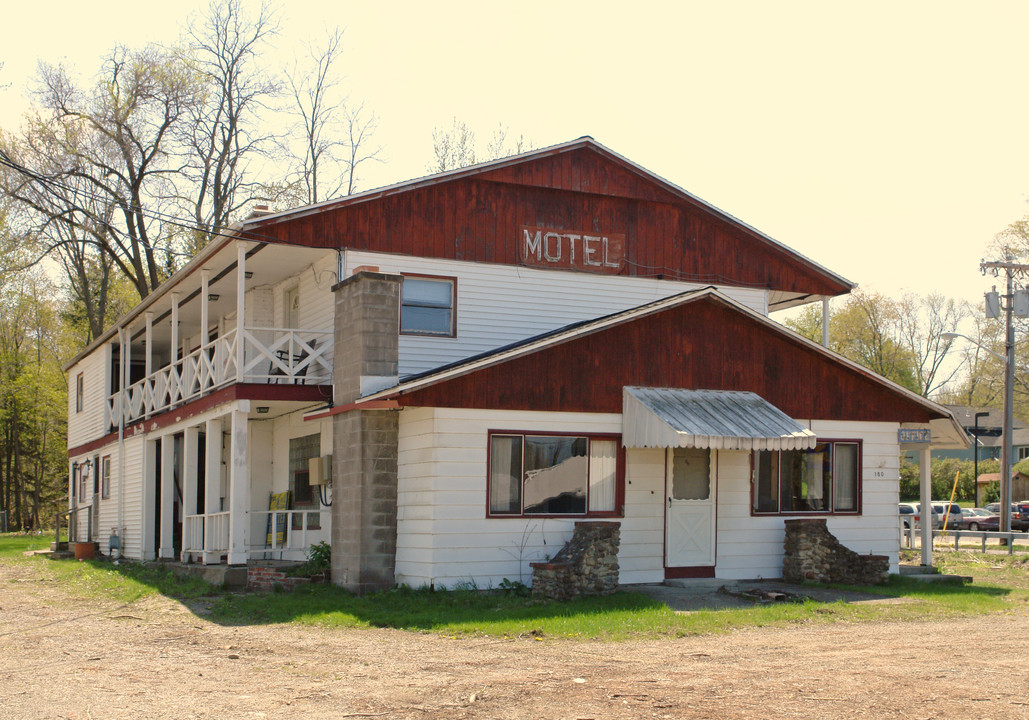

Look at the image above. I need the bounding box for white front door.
[665,448,716,568]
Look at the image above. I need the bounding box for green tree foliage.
[899,457,998,504]
[0,215,69,531]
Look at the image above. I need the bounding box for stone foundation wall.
[530,521,620,601]
[782,519,889,585]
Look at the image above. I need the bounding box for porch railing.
[250,509,325,553]
[183,511,230,556]
[107,327,333,425]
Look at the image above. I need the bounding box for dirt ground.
[3,559,1029,720]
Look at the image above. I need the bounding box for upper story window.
[75,373,84,413]
[488,432,622,517]
[752,441,861,516]
[401,275,456,337]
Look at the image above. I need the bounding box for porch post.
[144,312,153,419]
[201,269,210,388]
[141,439,158,560]
[919,446,932,568]
[159,436,175,559]
[170,293,180,404]
[204,417,223,564]
[227,404,249,564]
[236,243,246,384]
[181,426,199,561]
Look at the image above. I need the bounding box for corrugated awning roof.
[622,387,818,451]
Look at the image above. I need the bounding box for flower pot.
[74,542,95,561]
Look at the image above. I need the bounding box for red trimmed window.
[752,441,861,515]
[400,275,456,337]
[101,456,111,499]
[488,432,623,517]
[75,373,84,413]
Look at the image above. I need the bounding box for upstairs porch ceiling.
[64,240,335,367]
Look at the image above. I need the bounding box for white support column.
[201,270,210,390]
[227,404,250,564]
[142,439,158,560]
[123,326,132,419]
[144,313,153,418]
[182,426,199,561]
[919,446,932,568]
[204,416,223,564]
[159,436,176,559]
[170,293,180,404]
[236,243,246,383]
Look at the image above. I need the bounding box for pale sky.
[4,0,1029,311]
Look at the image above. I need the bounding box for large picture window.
[401,275,455,336]
[752,441,861,515]
[488,432,621,517]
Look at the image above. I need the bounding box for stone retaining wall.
[530,521,620,601]
[782,519,889,585]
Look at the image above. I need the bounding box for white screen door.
[666,447,716,568]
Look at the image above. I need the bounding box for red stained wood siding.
[394,296,939,424]
[249,146,850,298]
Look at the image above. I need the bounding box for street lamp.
[942,331,1014,533]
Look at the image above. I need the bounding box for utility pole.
[980,255,1029,533]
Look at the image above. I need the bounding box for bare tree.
[283,29,381,205]
[897,292,969,397]
[180,0,280,253]
[428,119,533,173]
[2,46,205,301]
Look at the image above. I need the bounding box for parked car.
[960,507,999,531]
[932,502,964,531]
[899,502,940,530]
[985,502,1029,531]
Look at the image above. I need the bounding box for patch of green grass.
[7,532,1029,641]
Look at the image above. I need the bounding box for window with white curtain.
[488,433,621,517]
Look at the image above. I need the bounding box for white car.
[899,502,941,530]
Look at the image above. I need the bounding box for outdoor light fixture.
[244,271,253,279]
[207,294,220,302]
[256,406,270,414]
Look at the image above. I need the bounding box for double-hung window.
[401,275,456,336]
[488,432,621,517]
[101,456,111,499]
[752,441,860,515]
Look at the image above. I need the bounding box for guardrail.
[901,524,1025,555]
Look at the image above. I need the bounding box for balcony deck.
[107,326,332,425]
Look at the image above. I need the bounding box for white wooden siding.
[713,420,902,579]
[344,250,770,377]
[396,407,666,589]
[67,348,110,449]
[396,409,904,588]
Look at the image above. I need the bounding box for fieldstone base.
[782,518,889,585]
[530,521,620,601]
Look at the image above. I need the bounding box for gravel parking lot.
[2,557,1029,720]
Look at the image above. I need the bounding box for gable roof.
[245,137,854,308]
[358,287,966,448]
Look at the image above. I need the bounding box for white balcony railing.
[106,327,332,425]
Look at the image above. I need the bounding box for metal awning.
[622,387,818,451]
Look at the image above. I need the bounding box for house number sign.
[520,226,624,274]
[898,428,931,444]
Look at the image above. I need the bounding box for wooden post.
[227,404,249,564]
[159,436,176,560]
[182,426,199,561]
[236,243,246,383]
[144,312,153,418]
[919,446,932,567]
[204,417,223,564]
